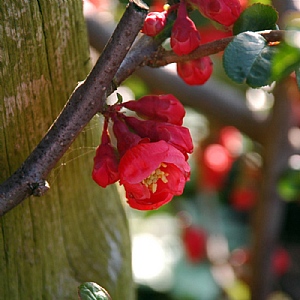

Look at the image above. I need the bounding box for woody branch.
[0,0,148,216]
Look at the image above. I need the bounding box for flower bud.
[142,11,167,37]
[92,121,119,188]
[171,1,201,55]
[188,0,241,27]
[112,117,146,156]
[123,116,193,159]
[177,56,213,85]
[121,94,185,125]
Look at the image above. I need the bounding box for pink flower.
[119,140,190,210]
[92,121,120,187]
[171,1,201,55]
[177,56,213,85]
[142,11,167,37]
[121,94,185,125]
[123,116,193,159]
[188,0,241,27]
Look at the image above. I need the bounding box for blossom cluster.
[142,0,242,85]
[92,94,193,210]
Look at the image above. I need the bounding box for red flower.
[92,121,120,187]
[118,140,190,210]
[121,94,185,125]
[177,56,213,85]
[231,187,257,211]
[272,248,291,276]
[142,11,167,37]
[123,116,193,158]
[199,143,232,190]
[171,1,201,55]
[182,225,207,263]
[188,0,241,27]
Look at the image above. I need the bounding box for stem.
[0,0,148,216]
[150,30,285,66]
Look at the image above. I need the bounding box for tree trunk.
[0,1,133,299]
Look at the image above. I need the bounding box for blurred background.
[83,0,300,299]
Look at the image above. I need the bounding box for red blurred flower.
[149,0,166,12]
[198,24,233,44]
[230,187,257,211]
[239,0,248,11]
[92,120,120,187]
[219,126,243,157]
[272,248,291,276]
[123,116,193,158]
[200,143,232,190]
[188,0,241,27]
[182,225,207,263]
[171,1,201,55]
[177,56,213,85]
[121,94,185,125]
[142,11,167,37]
[119,140,190,210]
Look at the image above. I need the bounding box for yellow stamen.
[142,163,169,193]
[163,4,170,11]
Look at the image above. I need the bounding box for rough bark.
[0,1,133,299]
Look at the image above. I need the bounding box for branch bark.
[0,0,148,216]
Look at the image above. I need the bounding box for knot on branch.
[29,180,50,197]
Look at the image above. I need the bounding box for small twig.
[0,0,148,216]
[150,30,285,66]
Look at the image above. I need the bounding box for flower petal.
[122,94,185,125]
[126,188,174,210]
[92,142,120,188]
[124,116,193,158]
[119,140,189,184]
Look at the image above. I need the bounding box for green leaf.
[271,42,300,82]
[233,3,278,35]
[116,92,123,104]
[78,282,112,300]
[250,0,271,4]
[278,169,300,202]
[223,31,276,88]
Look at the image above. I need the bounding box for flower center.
[142,163,169,193]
